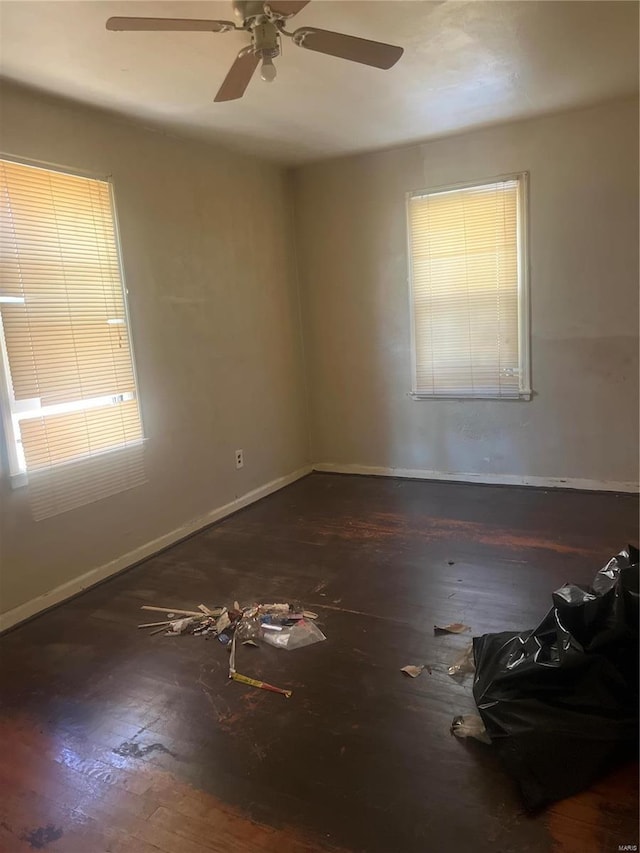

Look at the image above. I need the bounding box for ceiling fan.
[106,0,403,102]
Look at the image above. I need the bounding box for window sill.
[409,391,533,402]
[9,471,27,489]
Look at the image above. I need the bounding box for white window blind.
[0,157,144,483]
[407,175,530,399]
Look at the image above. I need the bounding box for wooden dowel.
[140,605,201,616]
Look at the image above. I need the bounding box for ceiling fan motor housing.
[232,1,269,25]
[253,22,280,58]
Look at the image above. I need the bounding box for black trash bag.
[473,545,639,811]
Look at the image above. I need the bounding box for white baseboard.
[313,462,639,494]
[0,464,312,633]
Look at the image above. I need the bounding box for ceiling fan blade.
[106,17,236,32]
[292,27,403,69]
[265,1,310,17]
[214,48,259,102]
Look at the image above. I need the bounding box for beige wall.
[0,82,309,617]
[293,97,639,486]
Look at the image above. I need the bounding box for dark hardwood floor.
[1,472,638,853]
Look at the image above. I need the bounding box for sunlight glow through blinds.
[408,178,527,398]
[0,158,143,477]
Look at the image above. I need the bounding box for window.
[0,157,143,486]
[407,174,530,399]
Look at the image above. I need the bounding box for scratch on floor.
[197,680,223,718]
[133,717,160,740]
[307,602,401,622]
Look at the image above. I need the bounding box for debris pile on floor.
[401,623,473,679]
[400,545,639,809]
[137,601,326,699]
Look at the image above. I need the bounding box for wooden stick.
[140,606,202,616]
[138,621,172,629]
[231,671,292,699]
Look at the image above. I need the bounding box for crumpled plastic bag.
[167,617,197,634]
[473,545,639,810]
[447,643,475,679]
[260,618,326,650]
[236,615,261,641]
[451,714,491,744]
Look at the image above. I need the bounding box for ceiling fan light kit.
[252,20,280,82]
[106,0,403,102]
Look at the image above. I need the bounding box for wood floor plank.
[131,817,233,853]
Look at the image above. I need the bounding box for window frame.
[406,171,532,401]
[0,153,144,487]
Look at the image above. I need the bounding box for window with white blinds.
[407,175,530,399]
[0,157,144,483]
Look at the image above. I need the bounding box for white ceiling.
[1,1,638,165]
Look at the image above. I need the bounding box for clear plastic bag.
[236,615,261,641]
[167,617,197,634]
[260,619,326,650]
[451,714,491,744]
[448,642,475,678]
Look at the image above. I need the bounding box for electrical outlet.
[235,449,244,469]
